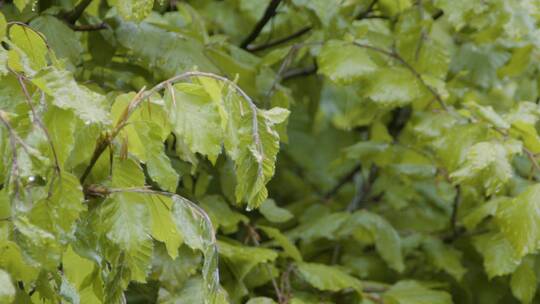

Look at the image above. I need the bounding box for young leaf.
[296,262,363,295]
[383,281,453,304]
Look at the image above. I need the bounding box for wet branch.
[240,0,283,49]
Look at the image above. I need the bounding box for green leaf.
[116,0,154,22]
[296,262,362,294]
[32,67,109,124]
[383,281,453,304]
[0,269,15,303]
[496,184,540,257]
[115,22,218,77]
[229,102,289,209]
[43,105,76,168]
[472,232,521,278]
[101,192,153,282]
[341,211,404,272]
[199,195,248,233]
[259,199,293,223]
[462,198,501,231]
[171,195,220,300]
[498,45,534,77]
[246,297,277,304]
[510,257,537,304]
[8,24,48,72]
[165,83,223,164]
[30,16,83,65]
[422,237,466,281]
[450,141,515,196]
[365,68,421,108]
[259,225,303,262]
[318,40,377,84]
[0,12,6,41]
[148,195,183,260]
[290,212,350,242]
[111,93,178,191]
[218,240,277,280]
[0,241,39,283]
[29,172,85,240]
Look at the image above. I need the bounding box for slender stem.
[240,0,283,49]
[248,26,312,52]
[16,75,61,175]
[246,224,285,303]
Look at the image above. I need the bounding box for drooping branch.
[80,71,264,185]
[240,0,283,49]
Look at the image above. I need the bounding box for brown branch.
[282,64,318,80]
[352,42,449,111]
[71,22,108,32]
[450,185,461,237]
[247,26,312,52]
[240,0,283,49]
[324,164,363,200]
[63,0,93,24]
[356,0,378,19]
[79,87,146,184]
[433,9,444,20]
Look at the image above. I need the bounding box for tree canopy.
[1,0,540,303]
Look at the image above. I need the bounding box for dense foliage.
[1,0,540,303]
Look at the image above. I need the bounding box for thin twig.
[356,0,378,19]
[523,147,540,180]
[324,164,362,200]
[71,23,108,32]
[247,26,312,52]
[282,64,318,80]
[264,45,301,105]
[450,185,461,237]
[79,87,146,184]
[240,0,283,49]
[63,0,93,24]
[246,224,285,303]
[352,42,449,111]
